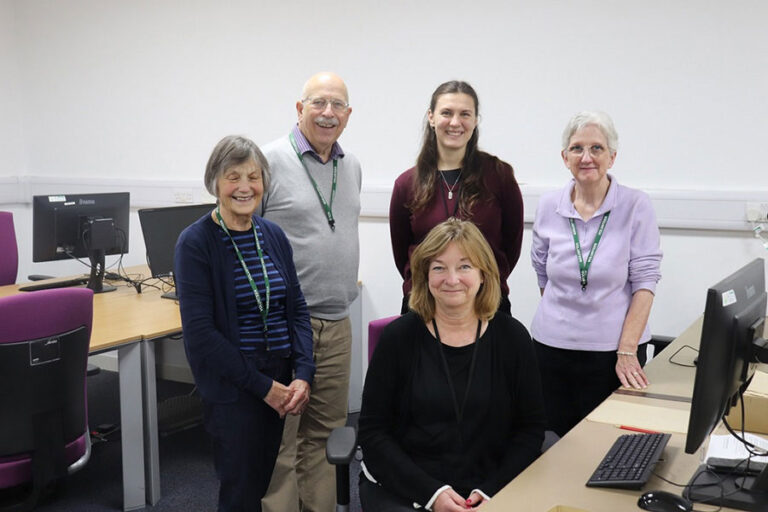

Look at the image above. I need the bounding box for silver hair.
[203,135,270,199]
[561,111,619,153]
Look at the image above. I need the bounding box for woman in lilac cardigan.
[531,112,662,437]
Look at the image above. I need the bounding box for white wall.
[0,0,25,177]
[3,0,768,352]
[7,0,768,190]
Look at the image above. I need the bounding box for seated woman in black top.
[358,218,546,511]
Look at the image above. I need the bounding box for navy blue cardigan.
[175,213,315,403]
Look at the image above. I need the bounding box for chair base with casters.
[0,288,94,512]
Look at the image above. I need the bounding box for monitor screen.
[138,203,214,278]
[32,192,130,262]
[683,257,768,509]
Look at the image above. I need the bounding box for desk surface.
[0,266,181,351]
[484,317,744,512]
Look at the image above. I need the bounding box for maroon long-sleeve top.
[389,152,524,297]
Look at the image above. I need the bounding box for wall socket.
[746,202,768,222]
[173,190,194,204]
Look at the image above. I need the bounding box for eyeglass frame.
[565,144,610,157]
[301,96,350,113]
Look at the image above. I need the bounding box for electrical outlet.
[173,190,194,204]
[746,202,768,222]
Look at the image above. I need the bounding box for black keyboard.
[18,277,89,292]
[586,432,671,489]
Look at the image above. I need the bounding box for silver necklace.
[438,170,462,200]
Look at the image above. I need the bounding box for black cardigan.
[358,312,546,506]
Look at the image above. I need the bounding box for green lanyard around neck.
[215,207,271,340]
[289,132,338,231]
[569,212,610,292]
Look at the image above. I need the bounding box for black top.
[358,312,546,506]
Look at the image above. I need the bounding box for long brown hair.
[409,80,484,216]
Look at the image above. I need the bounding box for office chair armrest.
[326,426,356,465]
[648,334,675,358]
[27,274,55,281]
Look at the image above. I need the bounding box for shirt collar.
[556,173,618,220]
[291,124,345,163]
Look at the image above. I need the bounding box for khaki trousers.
[262,316,352,512]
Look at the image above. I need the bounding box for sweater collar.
[556,173,618,220]
[291,124,345,163]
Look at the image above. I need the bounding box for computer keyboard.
[586,432,671,489]
[18,277,89,292]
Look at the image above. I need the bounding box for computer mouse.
[637,490,693,512]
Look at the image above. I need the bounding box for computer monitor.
[684,258,768,509]
[32,192,130,293]
[138,203,214,299]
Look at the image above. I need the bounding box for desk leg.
[141,339,161,505]
[118,342,147,511]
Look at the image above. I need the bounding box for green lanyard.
[215,207,271,341]
[289,132,338,231]
[569,212,610,292]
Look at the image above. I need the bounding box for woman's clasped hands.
[434,488,487,511]
[264,379,310,418]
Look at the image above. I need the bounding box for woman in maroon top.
[389,80,524,314]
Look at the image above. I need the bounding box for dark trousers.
[204,358,291,512]
[359,477,415,512]
[533,340,647,438]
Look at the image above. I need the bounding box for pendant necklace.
[438,169,462,200]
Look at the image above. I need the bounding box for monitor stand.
[685,463,768,510]
[87,248,116,294]
[161,289,178,301]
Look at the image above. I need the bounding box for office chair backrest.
[0,211,18,285]
[0,287,94,508]
[368,316,399,362]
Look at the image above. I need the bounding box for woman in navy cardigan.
[175,135,315,512]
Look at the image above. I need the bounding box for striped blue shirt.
[219,224,290,356]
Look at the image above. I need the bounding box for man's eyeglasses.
[302,97,349,113]
[567,144,607,157]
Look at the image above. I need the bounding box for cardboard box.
[724,369,768,435]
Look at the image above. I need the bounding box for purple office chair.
[0,288,94,511]
[0,212,18,286]
[327,315,399,512]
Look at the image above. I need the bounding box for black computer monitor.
[684,258,768,509]
[32,192,130,293]
[138,203,214,299]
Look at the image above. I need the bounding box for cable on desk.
[667,344,698,368]
[723,394,768,457]
[649,468,726,512]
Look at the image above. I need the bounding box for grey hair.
[203,135,270,199]
[561,111,619,154]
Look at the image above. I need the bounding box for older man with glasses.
[260,71,361,512]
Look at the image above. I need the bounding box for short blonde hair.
[408,218,501,322]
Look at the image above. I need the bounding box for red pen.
[618,424,660,434]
